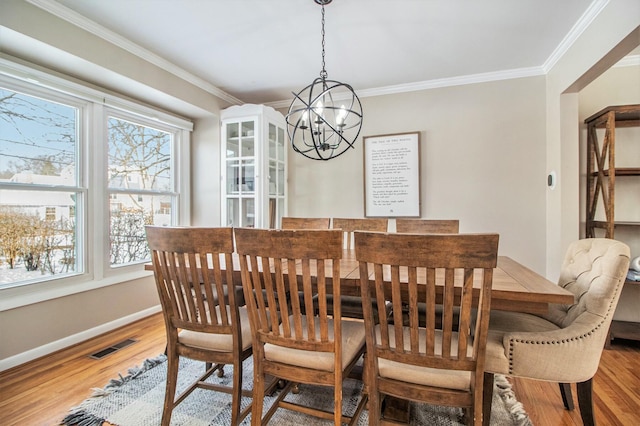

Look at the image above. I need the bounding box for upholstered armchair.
[483,238,630,426]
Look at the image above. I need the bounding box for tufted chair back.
[543,238,630,330]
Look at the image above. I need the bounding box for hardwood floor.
[0,312,638,425]
[0,314,166,426]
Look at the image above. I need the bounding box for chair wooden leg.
[462,407,472,426]
[252,357,265,426]
[230,360,242,426]
[335,377,343,426]
[559,383,574,410]
[369,385,381,425]
[482,372,494,426]
[473,376,483,426]
[162,353,180,426]
[577,378,595,426]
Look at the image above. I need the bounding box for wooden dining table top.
[145,249,574,315]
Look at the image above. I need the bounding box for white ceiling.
[45,0,604,106]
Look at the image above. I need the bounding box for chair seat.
[265,316,366,372]
[375,324,474,391]
[484,310,560,374]
[179,306,252,352]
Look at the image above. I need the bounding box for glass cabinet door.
[267,123,286,228]
[221,105,286,229]
[224,120,256,227]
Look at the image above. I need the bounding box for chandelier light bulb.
[314,100,324,119]
[336,105,347,126]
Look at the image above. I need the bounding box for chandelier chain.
[320,5,327,79]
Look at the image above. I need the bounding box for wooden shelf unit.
[585,104,640,240]
[585,105,640,345]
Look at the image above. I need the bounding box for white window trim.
[0,58,191,312]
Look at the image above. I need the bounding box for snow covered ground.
[0,265,54,284]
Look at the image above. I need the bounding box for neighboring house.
[0,169,75,222]
[1,167,169,225]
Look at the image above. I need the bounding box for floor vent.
[89,338,138,359]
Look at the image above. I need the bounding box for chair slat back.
[332,218,388,249]
[396,219,460,234]
[146,226,238,334]
[235,228,343,353]
[281,217,331,230]
[355,232,498,372]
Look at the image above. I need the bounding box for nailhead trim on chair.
[506,265,625,375]
[507,327,605,374]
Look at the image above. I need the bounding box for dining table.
[145,249,574,315]
[336,250,574,314]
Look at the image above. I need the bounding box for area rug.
[61,354,532,426]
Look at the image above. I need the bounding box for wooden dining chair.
[327,218,390,321]
[281,216,331,314]
[145,226,252,426]
[281,216,331,229]
[355,231,499,426]
[395,218,460,234]
[483,238,630,426]
[234,228,367,426]
[332,217,388,248]
[395,219,461,327]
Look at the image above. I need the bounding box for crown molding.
[542,0,609,73]
[25,0,243,106]
[614,54,640,68]
[266,66,544,109]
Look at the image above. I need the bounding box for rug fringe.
[494,375,533,426]
[128,354,167,378]
[60,409,106,426]
[59,354,167,425]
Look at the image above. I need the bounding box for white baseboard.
[0,305,162,372]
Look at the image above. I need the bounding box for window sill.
[0,268,154,312]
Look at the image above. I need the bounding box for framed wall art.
[363,132,421,217]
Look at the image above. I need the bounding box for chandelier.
[286,0,363,161]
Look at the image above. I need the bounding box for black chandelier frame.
[285,0,363,161]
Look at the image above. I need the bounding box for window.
[0,86,83,286]
[45,207,56,221]
[0,64,191,302]
[159,202,171,215]
[107,114,176,267]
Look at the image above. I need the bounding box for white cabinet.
[221,104,286,228]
